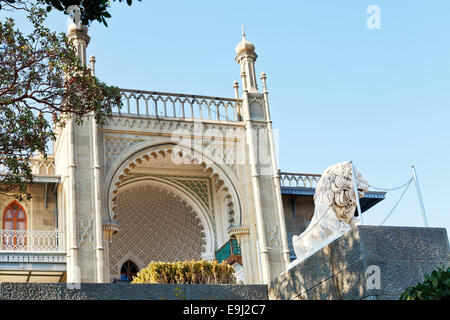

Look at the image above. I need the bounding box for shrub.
[131,260,236,284]
[399,266,450,300]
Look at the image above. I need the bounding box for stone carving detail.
[223,147,238,175]
[249,96,265,107]
[265,224,279,247]
[104,117,244,136]
[215,187,235,228]
[110,144,241,228]
[103,121,243,177]
[109,185,206,276]
[78,213,94,246]
[103,136,144,172]
[228,225,250,237]
[291,162,369,267]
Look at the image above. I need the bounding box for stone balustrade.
[115,89,243,122]
[279,172,321,188]
[30,155,56,176]
[0,230,65,252]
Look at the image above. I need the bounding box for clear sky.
[5,1,450,233]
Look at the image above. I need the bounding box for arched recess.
[115,177,215,258]
[104,142,243,233]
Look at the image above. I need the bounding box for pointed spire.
[235,26,258,93]
[233,79,240,99]
[235,26,255,56]
[89,55,96,75]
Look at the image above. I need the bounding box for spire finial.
[242,25,245,39]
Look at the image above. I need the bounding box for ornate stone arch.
[104,141,243,232]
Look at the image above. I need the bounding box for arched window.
[2,201,27,248]
[120,260,138,282]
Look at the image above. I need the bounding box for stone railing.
[279,172,321,188]
[30,155,56,176]
[115,89,243,122]
[0,230,65,252]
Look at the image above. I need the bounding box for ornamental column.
[88,54,108,283]
[65,22,90,283]
[235,29,291,282]
[260,73,290,268]
[235,31,271,282]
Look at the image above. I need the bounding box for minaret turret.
[67,23,90,67]
[235,27,258,93]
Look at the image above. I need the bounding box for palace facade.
[0,24,384,284]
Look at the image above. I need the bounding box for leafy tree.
[0,3,121,200]
[0,0,141,26]
[399,266,450,300]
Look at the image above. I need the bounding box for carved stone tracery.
[106,143,242,229]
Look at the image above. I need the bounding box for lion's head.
[313,162,369,224]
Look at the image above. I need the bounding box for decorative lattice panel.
[109,185,205,275]
[103,136,143,172]
[174,178,211,210]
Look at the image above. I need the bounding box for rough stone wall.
[0,283,268,300]
[269,225,450,300]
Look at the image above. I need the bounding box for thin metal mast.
[411,165,428,227]
[350,161,363,224]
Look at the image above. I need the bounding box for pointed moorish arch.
[115,251,145,276]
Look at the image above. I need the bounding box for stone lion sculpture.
[289,162,369,269]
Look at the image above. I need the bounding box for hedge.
[131,260,236,284]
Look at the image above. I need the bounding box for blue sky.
[5,1,450,232]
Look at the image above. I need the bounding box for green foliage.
[0,4,121,199]
[399,266,450,300]
[0,0,141,26]
[132,260,237,285]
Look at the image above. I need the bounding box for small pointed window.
[2,201,27,248]
[120,260,138,282]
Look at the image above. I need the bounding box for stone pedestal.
[268,225,450,300]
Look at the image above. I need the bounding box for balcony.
[0,230,64,253]
[0,230,66,282]
[215,238,242,265]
